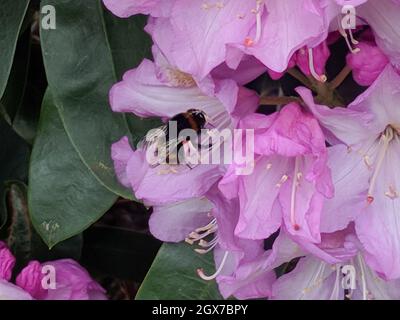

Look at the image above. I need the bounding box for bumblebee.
[141,109,211,167]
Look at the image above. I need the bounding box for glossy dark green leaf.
[136,243,223,300]
[29,90,117,248]
[40,0,138,199]
[0,117,30,229]
[12,34,47,144]
[102,9,161,146]
[0,0,30,99]
[103,12,152,80]
[0,30,31,124]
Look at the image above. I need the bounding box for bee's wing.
[137,125,189,167]
[137,125,168,150]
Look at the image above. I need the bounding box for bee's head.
[188,109,207,127]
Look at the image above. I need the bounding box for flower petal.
[167,1,257,79]
[235,156,289,240]
[297,86,374,146]
[321,144,372,233]
[241,0,328,72]
[149,198,213,242]
[0,280,32,300]
[358,0,400,68]
[348,65,400,133]
[0,242,15,281]
[355,141,400,280]
[272,256,342,300]
[102,0,173,17]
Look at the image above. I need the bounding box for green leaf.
[0,30,31,124]
[103,12,152,80]
[102,9,161,146]
[29,90,117,248]
[39,0,142,199]
[2,182,83,270]
[0,0,30,99]
[0,117,30,229]
[136,243,223,300]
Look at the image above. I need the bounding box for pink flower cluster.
[0,242,106,300]
[105,0,400,299]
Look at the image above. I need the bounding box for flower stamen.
[290,157,302,231]
[276,174,289,188]
[367,127,394,204]
[186,218,218,253]
[338,18,360,54]
[197,251,229,280]
[349,29,359,45]
[308,48,327,83]
[385,185,399,200]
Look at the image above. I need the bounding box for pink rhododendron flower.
[110,56,258,205]
[105,0,400,300]
[0,241,15,281]
[219,103,333,243]
[271,228,400,300]
[16,259,107,300]
[299,65,400,280]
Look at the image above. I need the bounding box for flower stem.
[329,65,352,89]
[259,96,301,106]
[287,68,314,89]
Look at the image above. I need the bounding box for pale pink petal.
[355,142,400,280]
[321,144,372,233]
[149,198,213,242]
[272,256,342,300]
[348,65,400,133]
[235,156,289,240]
[167,1,257,79]
[238,0,328,73]
[297,86,375,146]
[0,280,33,300]
[358,0,400,69]
[103,0,173,18]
